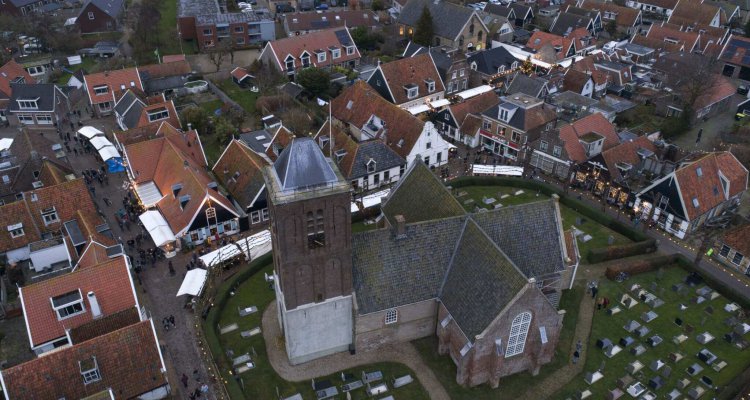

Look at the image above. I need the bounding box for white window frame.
[482,120,491,130]
[98,101,112,111]
[36,114,53,125]
[552,145,562,157]
[332,48,341,59]
[733,252,744,266]
[93,85,108,95]
[250,210,261,224]
[385,308,398,325]
[88,11,94,19]
[17,99,38,109]
[317,52,326,63]
[505,311,531,357]
[262,208,269,221]
[366,159,376,173]
[17,114,34,124]
[147,108,169,122]
[407,87,418,99]
[427,80,435,92]
[346,46,355,55]
[51,290,85,320]
[41,207,59,225]
[80,358,101,385]
[8,223,24,238]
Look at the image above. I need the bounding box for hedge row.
[603,254,679,279]
[448,177,653,260]
[202,252,274,400]
[673,254,750,310]
[589,239,658,264]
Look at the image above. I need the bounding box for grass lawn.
[215,263,430,399]
[352,221,377,233]
[201,133,225,166]
[553,266,750,399]
[617,104,665,134]
[55,57,98,83]
[454,186,631,259]
[217,79,259,115]
[155,0,197,56]
[413,284,585,399]
[199,99,224,115]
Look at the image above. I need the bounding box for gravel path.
[261,302,451,400]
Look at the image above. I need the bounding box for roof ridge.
[467,215,529,280]
[439,217,469,296]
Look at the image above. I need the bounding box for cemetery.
[556,265,750,399]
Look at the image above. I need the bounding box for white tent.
[0,138,13,152]
[98,145,121,161]
[77,126,103,139]
[471,165,524,176]
[139,210,176,247]
[89,136,113,150]
[199,230,272,267]
[430,99,451,108]
[177,268,208,296]
[351,189,390,213]
[457,85,493,100]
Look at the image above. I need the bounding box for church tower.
[263,137,354,365]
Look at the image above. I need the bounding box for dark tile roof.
[113,90,138,116]
[0,60,35,98]
[352,215,465,314]
[0,320,166,399]
[550,12,592,36]
[86,0,125,18]
[381,160,465,225]
[507,73,547,98]
[68,307,142,344]
[272,137,339,191]
[472,199,567,278]
[399,0,477,40]
[8,84,60,112]
[484,3,514,18]
[467,47,517,75]
[440,219,527,339]
[213,139,269,209]
[720,223,750,256]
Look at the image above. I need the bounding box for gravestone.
[661,365,672,378]
[630,344,647,356]
[626,360,644,374]
[676,378,691,389]
[650,359,665,372]
[608,235,614,245]
[668,352,684,363]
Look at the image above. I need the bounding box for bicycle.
[615,271,630,283]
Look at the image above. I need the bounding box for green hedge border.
[448,177,655,262]
[202,252,273,400]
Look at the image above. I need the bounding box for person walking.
[572,350,580,364]
[181,373,189,388]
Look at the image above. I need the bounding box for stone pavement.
[261,301,452,400]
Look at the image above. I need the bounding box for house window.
[332,48,341,58]
[733,252,744,265]
[17,99,38,109]
[384,170,390,182]
[552,145,562,157]
[499,109,509,121]
[93,85,108,95]
[482,120,491,130]
[301,53,310,67]
[720,244,731,257]
[285,56,295,71]
[505,311,531,357]
[236,37,245,45]
[17,114,34,124]
[406,86,418,99]
[147,107,169,122]
[7,223,24,238]
[692,197,699,208]
[317,52,326,63]
[426,80,435,92]
[452,71,457,79]
[80,358,101,385]
[262,208,269,221]
[36,114,53,124]
[539,326,548,344]
[306,210,325,249]
[385,308,398,325]
[366,159,376,173]
[460,69,465,77]
[346,46,355,55]
[424,156,430,165]
[203,28,212,35]
[51,290,85,320]
[511,131,521,142]
[88,11,94,19]
[41,207,59,225]
[235,26,244,33]
[426,142,431,149]
[251,211,261,224]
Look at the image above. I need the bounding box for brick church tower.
[263,137,354,365]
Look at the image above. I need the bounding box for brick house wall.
[398,14,488,51]
[479,114,547,163]
[437,286,563,388]
[529,128,572,179]
[178,16,197,40]
[270,191,353,310]
[355,299,438,352]
[77,3,119,33]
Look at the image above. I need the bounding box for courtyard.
[554,265,750,399]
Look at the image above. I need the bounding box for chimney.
[187,123,193,131]
[87,291,102,319]
[394,214,406,239]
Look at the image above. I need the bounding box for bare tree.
[281,107,313,136]
[207,40,233,72]
[657,53,720,123]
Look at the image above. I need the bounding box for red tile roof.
[601,135,657,182]
[720,34,750,67]
[644,24,700,52]
[638,0,679,9]
[694,75,735,111]
[231,67,252,82]
[331,81,426,159]
[448,91,500,125]
[265,125,295,161]
[563,68,593,93]
[125,133,236,235]
[375,53,445,105]
[263,28,360,71]
[720,223,750,256]
[161,54,186,63]
[135,100,181,130]
[1,320,167,399]
[314,120,360,178]
[212,139,269,209]
[669,0,721,27]
[0,60,35,98]
[19,256,137,347]
[579,0,640,27]
[527,31,574,60]
[675,152,748,220]
[138,60,192,80]
[75,241,112,269]
[84,68,142,106]
[285,10,381,33]
[558,112,619,163]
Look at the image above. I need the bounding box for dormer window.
[346,45,355,55]
[317,51,326,63]
[719,173,730,198]
[79,357,101,385]
[93,85,108,95]
[331,47,341,59]
[51,289,85,320]
[172,183,183,197]
[511,61,519,69]
[499,109,509,122]
[147,107,169,122]
[425,79,435,93]
[319,136,330,148]
[7,223,24,238]
[17,99,39,109]
[301,52,311,67]
[41,206,59,225]
[179,195,191,209]
[498,65,506,73]
[335,149,347,162]
[405,84,418,99]
[285,55,295,71]
[366,159,376,173]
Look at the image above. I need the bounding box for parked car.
[738,84,749,96]
[316,3,329,10]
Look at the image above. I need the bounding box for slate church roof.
[273,137,339,191]
[353,160,568,340]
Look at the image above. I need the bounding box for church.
[263,137,579,387]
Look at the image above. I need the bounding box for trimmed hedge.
[202,252,273,400]
[603,254,679,279]
[674,254,750,310]
[448,177,654,261]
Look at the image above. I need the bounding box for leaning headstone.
[608,235,615,245]
[576,217,583,225]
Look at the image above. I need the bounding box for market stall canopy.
[139,210,176,247]
[89,136,113,150]
[430,99,451,108]
[471,165,523,176]
[457,85,493,100]
[0,138,12,152]
[135,181,163,207]
[199,230,271,267]
[97,145,121,161]
[177,268,208,296]
[77,126,104,139]
[351,188,390,213]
